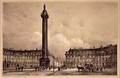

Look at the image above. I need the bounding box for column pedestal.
[39,57,50,68]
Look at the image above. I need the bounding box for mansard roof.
[66,44,117,54]
[3,48,42,53]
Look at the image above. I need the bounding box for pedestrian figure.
[15,64,19,71]
[100,67,103,72]
[49,67,51,70]
[58,67,60,71]
[97,68,99,71]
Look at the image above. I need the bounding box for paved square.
[3,68,117,76]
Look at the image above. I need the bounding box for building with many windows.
[65,44,117,70]
[3,48,63,69]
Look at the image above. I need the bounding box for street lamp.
[53,56,55,72]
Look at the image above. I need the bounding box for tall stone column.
[39,4,50,68]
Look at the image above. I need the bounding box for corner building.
[3,49,42,69]
[65,44,117,69]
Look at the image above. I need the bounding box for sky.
[3,1,118,59]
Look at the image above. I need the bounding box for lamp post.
[53,56,55,72]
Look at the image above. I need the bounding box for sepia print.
[2,0,118,76]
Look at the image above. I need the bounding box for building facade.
[65,44,117,69]
[3,48,63,69]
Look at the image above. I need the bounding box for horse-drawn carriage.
[77,64,101,72]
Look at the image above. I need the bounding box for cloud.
[31,32,42,42]
[3,31,42,49]
[49,33,70,58]
[3,2,118,59]
[70,38,84,48]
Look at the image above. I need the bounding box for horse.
[16,66,24,72]
[76,66,84,72]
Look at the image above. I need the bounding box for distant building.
[3,48,63,69]
[65,44,117,69]
[54,57,64,68]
